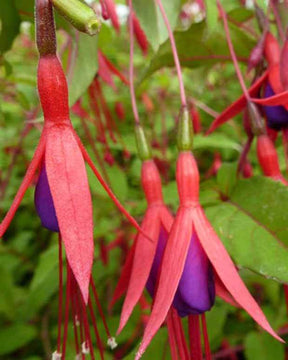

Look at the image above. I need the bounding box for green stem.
[51,0,101,35]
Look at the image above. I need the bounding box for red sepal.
[46,126,94,303]
[193,206,282,342]
[206,71,268,134]
[0,135,46,237]
[136,208,193,359]
[118,206,173,334]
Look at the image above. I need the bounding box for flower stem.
[217,0,250,102]
[128,0,140,125]
[155,0,187,107]
[35,0,57,56]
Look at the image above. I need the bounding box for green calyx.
[51,0,101,36]
[177,106,193,151]
[135,125,152,161]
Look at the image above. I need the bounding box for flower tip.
[135,349,144,360]
[116,318,126,335]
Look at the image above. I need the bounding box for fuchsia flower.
[112,156,174,331]
[0,0,143,304]
[135,111,282,359]
[207,32,288,135]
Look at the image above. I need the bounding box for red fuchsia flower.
[0,0,144,302]
[206,32,280,135]
[135,108,282,359]
[110,126,174,329]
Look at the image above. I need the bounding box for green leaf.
[68,33,98,106]
[194,133,241,152]
[244,331,285,360]
[124,328,170,359]
[206,304,228,351]
[216,162,238,197]
[19,245,59,320]
[205,177,288,283]
[0,1,21,54]
[0,324,37,355]
[0,265,16,319]
[133,0,181,52]
[141,20,255,80]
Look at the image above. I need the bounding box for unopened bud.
[51,0,101,36]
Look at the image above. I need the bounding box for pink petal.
[136,208,193,359]
[117,207,161,334]
[206,70,268,134]
[193,206,283,342]
[45,126,93,303]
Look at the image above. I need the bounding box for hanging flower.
[135,108,282,359]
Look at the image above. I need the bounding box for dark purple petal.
[146,229,215,317]
[263,83,288,130]
[173,233,215,317]
[146,226,167,297]
[34,164,59,232]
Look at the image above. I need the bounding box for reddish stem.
[217,0,251,102]
[270,0,285,43]
[128,0,140,124]
[155,0,187,107]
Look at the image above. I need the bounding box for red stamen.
[201,314,212,360]
[88,298,105,360]
[61,262,71,359]
[90,278,111,337]
[171,309,189,360]
[57,235,63,353]
[167,311,180,360]
[188,315,203,360]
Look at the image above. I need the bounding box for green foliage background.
[1,0,288,359]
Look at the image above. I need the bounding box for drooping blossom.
[135,108,282,359]
[0,0,144,303]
